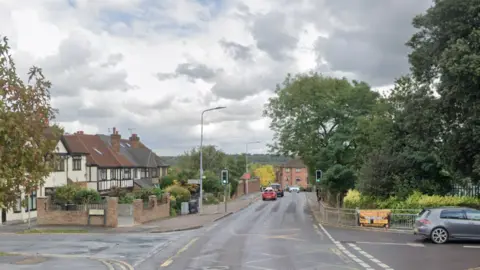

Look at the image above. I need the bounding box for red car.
[262,188,277,201]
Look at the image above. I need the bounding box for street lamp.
[245,141,261,194]
[199,106,226,214]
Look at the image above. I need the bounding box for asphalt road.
[154,192,360,270]
[1,192,480,270]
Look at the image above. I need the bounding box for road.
[1,192,480,269]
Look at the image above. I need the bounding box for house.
[1,127,80,224]
[62,128,136,194]
[62,128,169,194]
[277,158,309,188]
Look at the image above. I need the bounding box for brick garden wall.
[36,197,118,227]
[235,178,260,198]
[133,195,170,224]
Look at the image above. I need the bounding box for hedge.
[344,189,480,210]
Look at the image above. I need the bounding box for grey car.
[413,207,480,244]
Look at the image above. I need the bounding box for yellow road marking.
[98,259,114,270]
[160,259,173,267]
[160,237,199,268]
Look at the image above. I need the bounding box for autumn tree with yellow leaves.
[253,165,276,187]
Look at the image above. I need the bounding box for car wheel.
[262,198,265,201]
[430,227,449,244]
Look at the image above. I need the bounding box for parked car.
[262,187,277,201]
[270,183,284,197]
[289,186,300,193]
[413,207,480,244]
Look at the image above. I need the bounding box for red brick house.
[276,159,308,189]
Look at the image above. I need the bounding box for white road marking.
[318,224,374,270]
[464,245,480,249]
[355,241,425,247]
[348,243,394,270]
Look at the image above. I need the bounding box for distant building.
[276,158,308,188]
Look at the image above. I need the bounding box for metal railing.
[317,200,420,230]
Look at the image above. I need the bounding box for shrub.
[160,176,174,189]
[166,185,191,210]
[118,194,135,204]
[133,187,163,202]
[343,189,480,209]
[203,193,220,205]
[169,195,177,216]
[108,186,128,198]
[74,188,101,204]
[54,185,81,204]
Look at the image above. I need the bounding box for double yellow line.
[160,237,199,267]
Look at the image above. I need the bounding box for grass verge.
[0,252,13,256]
[17,229,88,234]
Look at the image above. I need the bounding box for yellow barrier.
[359,210,391,227]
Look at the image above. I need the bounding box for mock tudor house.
[276,158,309,189]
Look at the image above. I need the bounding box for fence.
[318,201,420,230]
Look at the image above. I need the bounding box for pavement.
[1,192,479,269]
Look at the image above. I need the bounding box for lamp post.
[245,141,261,194]
[199,106,226,214]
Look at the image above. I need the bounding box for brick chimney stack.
[129,133,140,148]
[111,127,121,152]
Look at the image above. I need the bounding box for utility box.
[181,202,189,215]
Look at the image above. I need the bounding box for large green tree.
[264,72,382,197]
[407,0,480,184]
[0,36,61,210]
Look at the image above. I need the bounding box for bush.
[118,194,135,204]
[133,187,163,202]
[343,189,480,209]
[203,193,220,205]
[169,195,177,216]
[54,185,81,204]
[108,186,128,198]
[160,176,174,189]
[74,188,101,204]
[166,185,191,210]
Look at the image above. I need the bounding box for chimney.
[129,133,140,148]
[75,131,84,135]
[110,127,121,152]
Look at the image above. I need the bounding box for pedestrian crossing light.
[221,170,229,185]
[315,170,322,183]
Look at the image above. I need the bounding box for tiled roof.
[63,134,135,167]
[241,173,251,180]
[62,135,89,154]
[282,158,306,168]
[134,178,154,188]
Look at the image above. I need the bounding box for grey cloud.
[219,39,252,61]
[37,33,133,96]
[311,0,432,86]
[54,97,115,122]
[156,63,220,82]
[251,12,298,62]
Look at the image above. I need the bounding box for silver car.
[413,207,480,244]
[289,186,300,193]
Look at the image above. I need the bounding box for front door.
[1,209,6,224]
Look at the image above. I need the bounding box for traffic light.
[315,170,322,183]
[221,170,229,185]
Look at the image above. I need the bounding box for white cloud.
[0,0,427,155]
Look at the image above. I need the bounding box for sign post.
[221,170,229,213]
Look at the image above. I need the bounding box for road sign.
[315,170,322,183]
[188,179,200,184]
[221,169,229,185]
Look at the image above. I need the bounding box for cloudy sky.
[0,0,433,155]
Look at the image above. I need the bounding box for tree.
[177,145,227,173]
[0,36,61,213]
[264,72,381,197]
[253,165,276,187]
[407,0,480,184]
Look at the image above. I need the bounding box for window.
[55,158,65,171]
[123,168,131,179]
[111,169,120,180]
[26,191,37,212]
[152,168,158,177]
[295,168,301,172]
[466,210,480,221]
[296,178,301,182]
[440,209,466,220]
[72,157,82,171]
[14,196,21,213]
[100,169,107,180]
[134,169,138,178]
[285,168,290,172]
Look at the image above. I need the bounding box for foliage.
[159,175,174,189]
[253,165,276,187]
[165,185,191,210]
[344,190,480,210]
[73,188,101,204]
[169,195,177,216]
[118,194,135,204]
[133,187,163,202]
[0,36,61,209]
[203,193,220,205]
[108,186,128,198]
[54,185,80,204]
[162,154,291,167]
